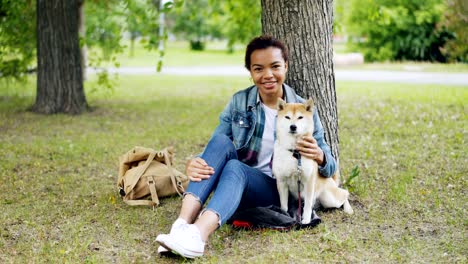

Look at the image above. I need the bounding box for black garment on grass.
[229,199,321,231]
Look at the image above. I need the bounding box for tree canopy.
[0,0,36,80]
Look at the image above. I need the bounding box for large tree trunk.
[34,0,88,114]
[261,0,339,163]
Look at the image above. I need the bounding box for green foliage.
[0,0,171,83]
[343,165,360,192]
[212,0,261,53]
[83,1,129,91]
[440,0,468,62]
[85,1,127,61]
[0,0,36,80]
[171,0,227,50]
[125,0,156,42]
[169,0,219,50]
[124,0,167,54]
[85,0,178,74]
[189,40,205,51]
[169,0,261,52]
[333,0,350,35]
[344,0,454,62]
[0,0,260,82]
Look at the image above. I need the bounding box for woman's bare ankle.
[195,210,220,241]
[179,194,202,224]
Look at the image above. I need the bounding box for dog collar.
[289,149,302,167]
[289,149,301,160]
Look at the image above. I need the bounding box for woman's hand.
[185,157,215,182]
[296,135,324,165]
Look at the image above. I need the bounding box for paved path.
[87,66,468,86]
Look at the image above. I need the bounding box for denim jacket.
[211,84,337,177]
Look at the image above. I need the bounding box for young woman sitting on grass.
[156,35,337,258]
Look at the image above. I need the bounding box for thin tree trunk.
[130,34,136,57]
[79,0,87,80]
[34,0,88,114]
[261,0,339,163]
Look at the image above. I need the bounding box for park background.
[0,0,467,263]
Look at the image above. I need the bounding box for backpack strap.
[172,169,187,195]
[124,176,159,206]
[125,151,157,193]
[160,148,185,197]
[123,198,156,207]
[147,176,160,206]
[123,175,160,207]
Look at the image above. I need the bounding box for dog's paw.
[343,200,354,214]
[301,217,311,225]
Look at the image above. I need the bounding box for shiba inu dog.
[272,99,353,224]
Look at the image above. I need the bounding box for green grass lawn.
[0,75,467,263]
[95,40,246,68]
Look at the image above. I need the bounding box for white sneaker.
[157,218,188,254]
[156,224,205,258]
[157,244,169,254]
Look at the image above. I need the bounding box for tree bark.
[34,0,88,114]
[261,0,339,163]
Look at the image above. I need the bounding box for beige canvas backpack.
[117,146,189,207]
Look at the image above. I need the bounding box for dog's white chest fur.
[272,142,318,200]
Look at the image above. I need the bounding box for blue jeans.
[185,134,280,225]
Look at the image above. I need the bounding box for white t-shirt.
[253,103,277,177]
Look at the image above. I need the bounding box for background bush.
[343,0,459,62]
[440,0,468,62]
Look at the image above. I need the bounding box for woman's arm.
[296,110,337,177]
[211,99,234,140]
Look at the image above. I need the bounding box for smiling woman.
[249,47,287,108]
[155,35,337,258]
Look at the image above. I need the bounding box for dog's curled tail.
[332,170,340,186]
[332,160,341,186]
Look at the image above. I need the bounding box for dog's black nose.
[290,125,297,132]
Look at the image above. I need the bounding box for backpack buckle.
[119,187,126,196]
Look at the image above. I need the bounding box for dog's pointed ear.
[305,98,314,112]
[277,98,286,111]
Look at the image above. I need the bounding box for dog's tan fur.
[272,99,353,224]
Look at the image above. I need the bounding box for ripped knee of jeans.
[183,192,203,206]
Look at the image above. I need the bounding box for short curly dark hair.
[244,35,289,70]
